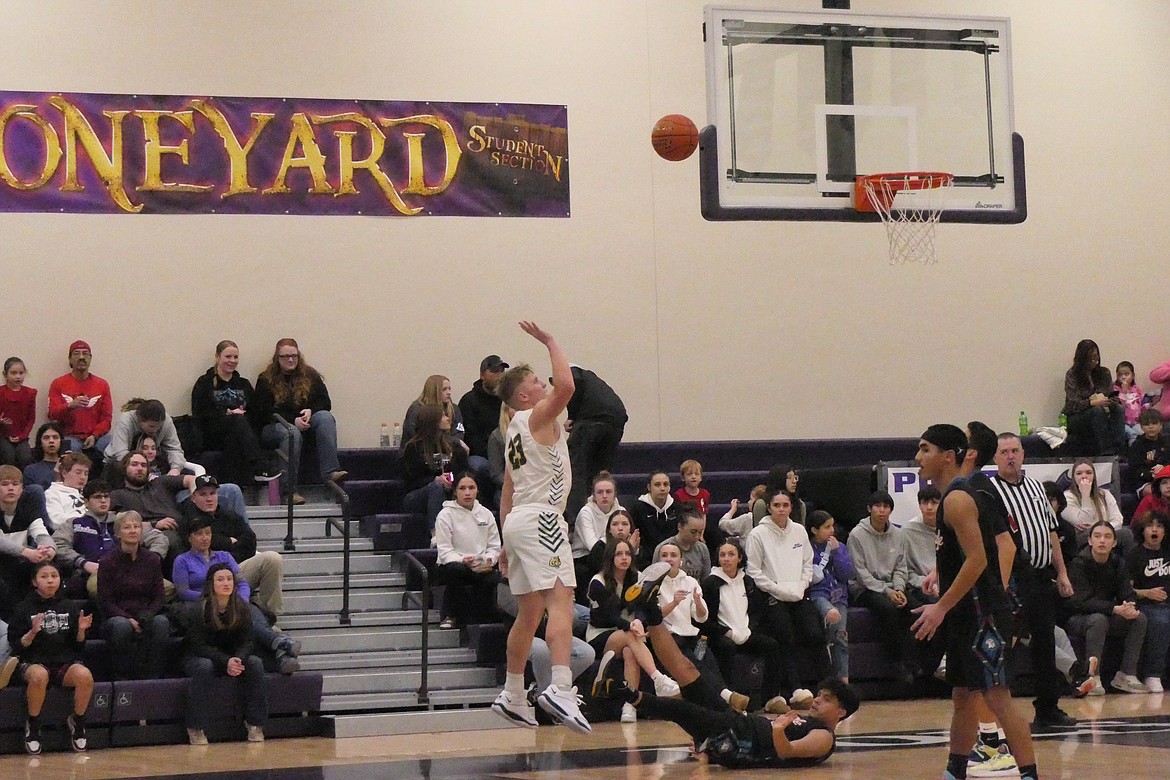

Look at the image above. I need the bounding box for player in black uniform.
[911,424,1037,780]
[593,577,859,769]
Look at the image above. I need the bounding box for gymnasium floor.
[4,693,1169,779]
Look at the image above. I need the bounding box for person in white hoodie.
[745,487,826,689]
[44,452,90,533]
[571,471,623,601]
[846,490,917,683]
[435,473,501,630]
[702,539,783,703]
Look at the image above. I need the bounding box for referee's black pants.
[1017,565,1062,713]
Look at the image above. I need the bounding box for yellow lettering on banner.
[0,104,62,189]
[137,110,213,193]
[543,150,563,182]
[49,97,141,212]
[189,100,274,198]
[264,113,334,195]
[466,125,486,153]
[311,113,419,216]
[379,115,462,196]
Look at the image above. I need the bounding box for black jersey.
[936,475,1010,621]
[707,713,835,769]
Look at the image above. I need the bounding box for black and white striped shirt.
[989,473,1058,570]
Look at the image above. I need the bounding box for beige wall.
[0,0,1164,448]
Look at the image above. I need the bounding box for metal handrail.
[324,479,352,626]
[271,414,297,552]
[398,551,431,704]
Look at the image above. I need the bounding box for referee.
[988,432,1077,729]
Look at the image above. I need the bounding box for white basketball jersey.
[506,408,571,513]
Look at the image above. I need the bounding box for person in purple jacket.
[807,511,854,683]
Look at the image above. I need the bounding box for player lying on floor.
[593,561,860,768]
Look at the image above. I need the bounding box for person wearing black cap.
[911,424,1037,780]
[559,366,628,523]
[459,355,509,460]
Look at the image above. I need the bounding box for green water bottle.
[1059,412,1068,429]
[1018,411,1028,436]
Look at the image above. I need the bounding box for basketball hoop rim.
[854,171,954,213]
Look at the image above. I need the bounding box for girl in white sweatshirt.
[434,474,501,630]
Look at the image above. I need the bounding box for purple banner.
[0,91,569,217]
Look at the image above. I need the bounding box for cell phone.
[1106,389,1120,398]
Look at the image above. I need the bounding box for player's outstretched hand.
[519,321,554,345]
[911,601,945,641]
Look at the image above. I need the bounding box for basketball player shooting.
[490,321,590,733]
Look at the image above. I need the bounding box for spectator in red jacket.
[0,358,37,468]
[47,341,112,460]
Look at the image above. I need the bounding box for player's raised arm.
[520,321,574,433]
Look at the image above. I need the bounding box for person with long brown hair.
[1062,338,1126,456]
[403,374,492,504]
[400,405,468,539]
[182,562,268,745]
[252,338,345,504]
[191,340,281,486]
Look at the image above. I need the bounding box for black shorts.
[18,660,86,688]
[588,630,616,656]
[944,605,1009,691]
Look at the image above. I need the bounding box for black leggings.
[639,692,744,745]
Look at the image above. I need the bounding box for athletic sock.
[720,689,732,703]
[551,665,572,689]
[1018,763,1038,779]
[505,672,526,697]
[978,722,1001,748]
[946,753,968,779]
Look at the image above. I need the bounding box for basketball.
[651,114,699,161]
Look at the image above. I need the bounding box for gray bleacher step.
[299,647,475,671]
[322,687,498,715]
[329,707,504,736]
[280,552,394,577]
[247,504,342,520]
[250,520,347,542]
[322,667,496,695]
[262,537,375,554]
[291,627,462,654]
[282,572,403,591]
[277,609,437,631]
[282,589,403,614]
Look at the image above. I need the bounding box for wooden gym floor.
[4,693,1170,779]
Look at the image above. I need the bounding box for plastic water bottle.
[694,635,708,661]
[1018,411,1028,436]
[1059,412,1068,429]
[391,422,402,448]
[379,422,390,448]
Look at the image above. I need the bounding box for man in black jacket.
[181,476,285,617]
[459,355,508,460]
[560,365,627,523]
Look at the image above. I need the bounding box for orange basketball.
[651,114,699,161]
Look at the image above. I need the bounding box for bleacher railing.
[399,551,431,704]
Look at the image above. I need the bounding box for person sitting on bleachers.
[400,405,468,542]
[0,356,37,469]
[252,337,346,505]
[846,490,918,684]
[630,469,678,567]
[105,399,186,477]
[745,487,826,690]
[588,508,641,574]
[807,511,853,683]
[1062,458,1133,555]
[53,479,167,600]
[486,405,512,506]
[405,374,492,502]
[47,340,113,463]
[179,476,284,620]
[23,422,66,491]
[1134,465,1170,530]
[0,465,54,649]
[717,485,768,542]
[1126,408,1170,498]
[45,452,90,532]
[181,563,268,746]
[172,515,300,673]
[1125,511,1170,693]
[134,434,165,480]
[1062,338,1126,456]
[571,471,622,600]
[97,510,171,680]
[751,464,807,526]
[702,539,782,703]
[652,505,711,580]
[7,561,95,754]
[903,486,941,603]
[190,340,282,487]
[434,472,501,630]
[1063,520,1149,694]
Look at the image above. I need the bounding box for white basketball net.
[862,174,953,265]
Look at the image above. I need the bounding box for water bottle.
[1018,411,1028,436]
[1059,412,1068,429]
[379,422,390,448]
[694,635,708,661]
[391,422,402,448]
